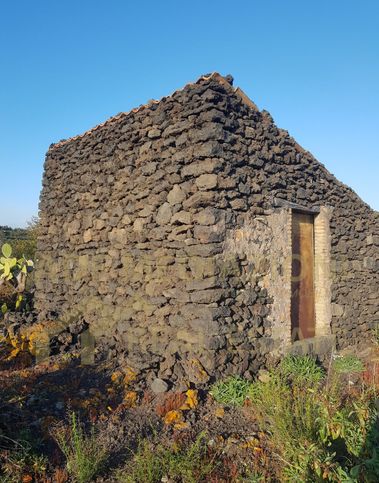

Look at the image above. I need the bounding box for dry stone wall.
[36,73,379,384]
[219,88,379,351]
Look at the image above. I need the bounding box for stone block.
[83,229,92,243]
[167,184,186,205]
[181,159,220,177]
[188,256,218,279]
[147,128,161,139]
[171,210,192,225]
[182,191,215,210]
[186,276,219,291]
[195,174,218,190]
[190,289,224,303]
[156,203,172,225]
[193,225,224,243]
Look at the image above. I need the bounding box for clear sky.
[1,0,378,227]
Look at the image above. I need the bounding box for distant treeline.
[0,219,38,259]
[0,225,30,243]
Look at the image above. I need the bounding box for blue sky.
[1,0,378,227]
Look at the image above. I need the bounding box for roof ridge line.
[50,72,229,149]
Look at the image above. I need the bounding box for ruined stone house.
[35,73,379,382]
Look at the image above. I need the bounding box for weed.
[249,373,321,455]
[51,467,69,483]
[247,363,379,481]
[242,470,265,482]
[155,392,187,417]
[117,432,216,483]
[210,375,252,406]
[0,435,47,482]
[333,354,365,374]
[279,354,325,385]
[52,412,109,483]
[372,323,379,346]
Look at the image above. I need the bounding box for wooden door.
[291,213,315,340]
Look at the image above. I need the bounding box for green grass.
[372,323,379,346]
[210,375,252,406]
[117,433,216,483]
[243,472,265,482]
[333,354,365,374]
[52,412,109,483]
[279,354,325,385]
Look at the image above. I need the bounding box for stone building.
[35,73,379,382]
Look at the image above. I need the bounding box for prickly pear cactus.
[0,243,18,280]
[0,242,34,290]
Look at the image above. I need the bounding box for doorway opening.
[291,212,315,341]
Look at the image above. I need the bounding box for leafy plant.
[279,354,325,385]
[0,243,17,281]
[117,433,216,483]
[333,354,365,374]
[52,412,109,483]
[210,375,252,406]
[0,332,32,361]
[0,243,34,315]
[0,243,34,290]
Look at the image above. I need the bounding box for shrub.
[10,238,36,261]
[0,217,39,260]
[210,375,252,406]
[248,373,321,456]
[52,412,109,483]
[247,364,379,481]
[117,433,216,483]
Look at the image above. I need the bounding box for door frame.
[273,200,333,345]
